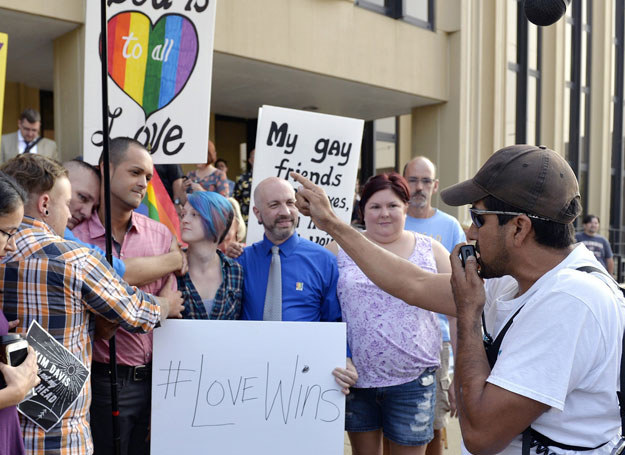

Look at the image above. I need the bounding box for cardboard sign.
[18,321,89,432]
[247,105,363,246]
[83,0,217,164]
[151,320,346,455]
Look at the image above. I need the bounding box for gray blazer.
[0,131,58,164]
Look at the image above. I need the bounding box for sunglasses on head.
[469,208,550,228]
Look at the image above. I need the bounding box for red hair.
[359,172,410,218]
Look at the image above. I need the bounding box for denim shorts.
[345,368,437,446]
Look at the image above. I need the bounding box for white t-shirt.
[464,244,625,455]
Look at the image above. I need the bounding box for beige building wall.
[0,0,83,23]
[215,0,448,102]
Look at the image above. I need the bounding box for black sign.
[18,321,89,432]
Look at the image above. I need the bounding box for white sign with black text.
[151,320,346,454]
[247,105,364,246]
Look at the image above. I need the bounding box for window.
[356,0,435,30]
[359,117,399,185]
[374,117,398,175]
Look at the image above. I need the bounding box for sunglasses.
[469,208,550,228]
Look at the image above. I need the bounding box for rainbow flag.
[135,166,181,242]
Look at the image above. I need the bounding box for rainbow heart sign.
[103,12,199,118]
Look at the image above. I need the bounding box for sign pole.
[99,1,121,454]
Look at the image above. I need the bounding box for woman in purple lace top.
[328,173,451,455]
[0,172,40,455]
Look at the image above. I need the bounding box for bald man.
[403,156,464,455]
[235,177,357,393]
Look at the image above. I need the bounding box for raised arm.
[292,172,456,316]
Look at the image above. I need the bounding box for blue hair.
[187,191,234,244]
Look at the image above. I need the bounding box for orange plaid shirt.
[0,217,161,455]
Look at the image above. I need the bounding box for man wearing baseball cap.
[291,145,625,454]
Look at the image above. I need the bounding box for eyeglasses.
[0,228,18,241]
[469,208,550,228]
[406,177,436,186]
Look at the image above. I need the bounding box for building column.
[588,0,614,235]
[53,26,84,161]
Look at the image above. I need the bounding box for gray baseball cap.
[440,144,581,224]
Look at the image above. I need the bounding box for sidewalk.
[343,418,462,454]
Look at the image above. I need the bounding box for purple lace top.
[0,311,25,455]
[337,232,441,388]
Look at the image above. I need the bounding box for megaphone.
[524,0,571,27]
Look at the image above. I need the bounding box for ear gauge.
[44,209,49,216]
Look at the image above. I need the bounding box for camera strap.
[481,265,625,454]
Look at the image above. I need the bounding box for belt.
[92,361,152,382]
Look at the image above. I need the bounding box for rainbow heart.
[103,12,199,118]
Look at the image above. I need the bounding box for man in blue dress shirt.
[236,176,357,393]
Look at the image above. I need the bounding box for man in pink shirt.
[73,137,176,455]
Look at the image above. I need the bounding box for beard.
[409,191,428,209]
[475,241,510,279]
[265,215,296,241]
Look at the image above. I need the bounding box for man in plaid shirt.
[0,154,183,455]
[73,138,180,455]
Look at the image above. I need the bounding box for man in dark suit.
[1,108,58,163]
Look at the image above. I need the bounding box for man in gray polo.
[293,145,625,454]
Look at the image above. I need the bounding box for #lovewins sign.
[83,0,216,164]
[247,105,364,246]
[151,320,346,454]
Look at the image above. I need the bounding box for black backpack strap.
[482,265,624,454]
[616,330,625,436]
[526,427,608,452]
[483,304,525,370]
[576,266,625,297]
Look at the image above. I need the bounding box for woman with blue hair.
[178,191,243,319]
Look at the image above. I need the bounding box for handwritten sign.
[83,0,217,164]
[151,320,346,455]
[247,105,363,246]
[18,321,89,432]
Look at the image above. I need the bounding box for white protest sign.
[151,320,346,455]
[248,105,363,246]
[83,0,217,164]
